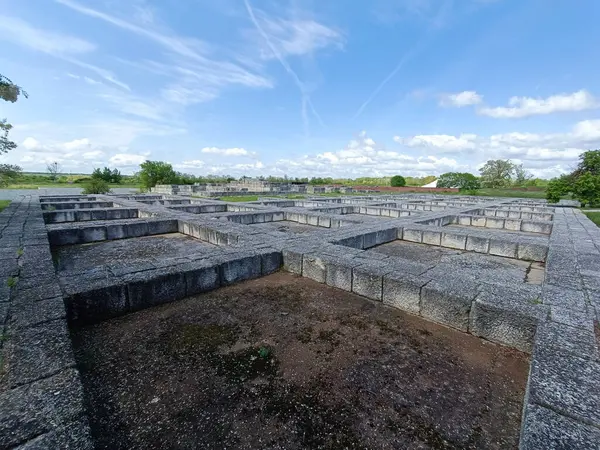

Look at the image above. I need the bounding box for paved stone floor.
[0,192,599,449]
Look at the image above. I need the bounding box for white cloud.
[479,90,599,118]
[440,91,483,107]
[201,147,255,157]
[251,13,344,60]
[0,15,95,55]
[62,138,91,151]
[398,133,478,151]
[108,153,148,166]
[175,160,205,170]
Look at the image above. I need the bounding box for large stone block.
[470,284,547,352]
[352,263,391,301]
[489,239,518,258]
[403,228,422,243]
[422,230,441,246]
[520,403,600,450]
[382,273,429,314]
[219,254,262,285]
[185,263,220,295]
[282,248,303,274]
[441,232,466,250]
[421,279,478,331]
[0,369,88,449]
[465,235,489,253]
[64,283,128,325]
[528,344,600,426]
[303,254,327,283]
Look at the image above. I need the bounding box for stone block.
[303,254,327,283]
[520,403,600,450]
[471,216,487,227]
[185,263,220,295]
[282,248,303,274]
[64,283,128,325]
[458,216,471,226]
[422,230,441,246]
[106,224,127,240]
[352,263,391,301]
[441,232,466,250]
[528,344,600,426]
[0,369,87,449]
[81,226,106,243]
[260,250,282,275]
[489,239,518,258]
[9,296,66,329]
[471,284,547,352]
[382,273,429,314]
[324,258,357,291]
[503,218,521,231]
[517,242,548,262]
[421,279,478,331]
[485,217,505,229]
[403,228,422,243]
[219,254,262,285]
[465,235,490,253]
[126,221,149,238]
[148,220,178,235]
[542,284,587,311]
[48,229,80,246]
[3,319,75,388]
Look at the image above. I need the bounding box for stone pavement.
[0,192,598,448]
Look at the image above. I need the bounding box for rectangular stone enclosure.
[0,193,598,449]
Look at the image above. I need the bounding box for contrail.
[353,0,451,119]
[243,0,324,130]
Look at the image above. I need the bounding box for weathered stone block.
[489,239,518,258]
[352,263,390,301]
[421,279,478,331]
[383,273,429,314]
[303,254,327,283]
[403,228,422,243]
[441,232,466,250]
[185,264,220,295]
[422,230,441,246]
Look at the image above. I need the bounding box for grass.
[217,195,260,202]
[0,200,10,212]
[584,212,600,227]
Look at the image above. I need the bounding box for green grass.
[0,200,10,212]
[217,195,260,202]
[584,212,600,227]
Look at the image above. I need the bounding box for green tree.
[138,160,178,189]
[111,168,122,183]
[91,168,103,180]
[479,159,515,188]
[390,175,406,187]
[0,164,22,187]
[546,150,600,205]
[573,173,600,207]
[82,178,111,194]
[513,164,533,187]
[437,172,481,190]
[1,75,26,182]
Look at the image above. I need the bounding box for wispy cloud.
[0,15,95,54]
[478,90,599,118]
[243,0,328,135]
[354,0,453,119]
[56,0,272,105]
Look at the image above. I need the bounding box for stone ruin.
[0,192,599,448]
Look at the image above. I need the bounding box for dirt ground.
[72,272,529,450]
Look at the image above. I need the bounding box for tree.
[479,160,515,188]
[0,164,22,187]
[47,162,61,181]
[390,175,406,187]
[437,172,481,190]
[92,166,123,183]
[546,150,600,206]
[513,164,533,187]
[82,178,111,194]
[138,160,178,189]
[0,75,26,183]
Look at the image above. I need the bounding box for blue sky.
[1,0,599,178]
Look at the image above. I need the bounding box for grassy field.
[0,200,10,212]
[584,211,600,227]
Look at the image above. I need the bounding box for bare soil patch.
[72,272,529,449]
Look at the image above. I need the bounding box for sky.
[1,0,599,179]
